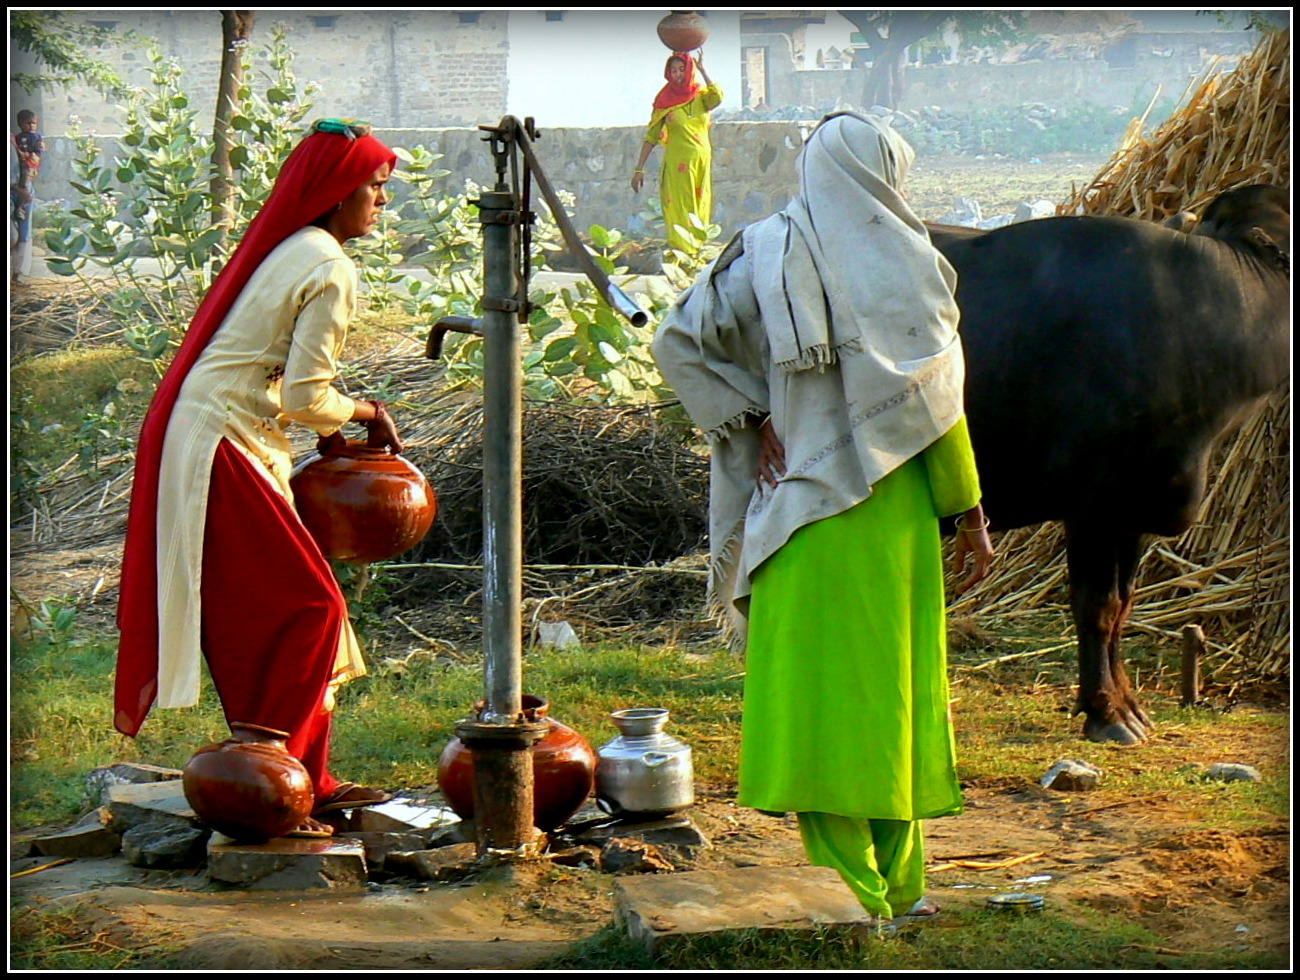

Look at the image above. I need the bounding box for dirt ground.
[10,782,1290,969]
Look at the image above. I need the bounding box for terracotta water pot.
[438,695,597,831]
[290,432,436,564]
[182,722,314,843]
[657,10,710,52]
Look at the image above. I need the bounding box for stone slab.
[347,800,461,834]
[31,808,123,858]
[85,762,184,809]
[207,835,367,890]
[614,866,873,953]
[106,779,201,832]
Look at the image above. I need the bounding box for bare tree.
[210,10,256,246]
[838,11,1024,109]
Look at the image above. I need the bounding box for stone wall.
[34,122,810,245]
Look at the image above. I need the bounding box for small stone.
[573,814,709,850]
[121,821,210,869]
[547,845,601,869]
[1203,763,1262,783]
[1041,759,1103,792]
[84,762,183,809]
[207,835,367,890]
[600,837,675,874]
[385,842,479,881]
[30,807,122,858]
[337,831,431,868]
[1014,199,1056,222]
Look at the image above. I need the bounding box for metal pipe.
[477,187,523,725]
[511,122,649,329]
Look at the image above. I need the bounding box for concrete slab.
[614,866,874,953]
[207,835,367,890]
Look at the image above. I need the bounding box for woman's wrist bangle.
[956,514,990,533]
[633,169,644,174]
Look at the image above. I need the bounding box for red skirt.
[200,438,346,798]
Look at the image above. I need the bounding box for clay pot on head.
[289,433,436,564]
[657,10,710,52]
[437,695,597,832]
[182,722,314,843]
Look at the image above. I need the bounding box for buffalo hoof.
[1083,717,1147,745]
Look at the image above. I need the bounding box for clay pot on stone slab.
[657,10,710,52]
[438,695,597,832]
[290,432,436,564]
[182,722,314,843]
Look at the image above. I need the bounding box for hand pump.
[427,117,647,856]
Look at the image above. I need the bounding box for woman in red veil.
[116,119,403,836]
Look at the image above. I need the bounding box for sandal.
[893,897,941,924]
[312,782,393,815]
[282,816,336,839]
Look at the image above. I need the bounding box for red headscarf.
[114,125,397,737]
[653,52,702,111]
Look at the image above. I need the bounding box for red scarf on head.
[113,128,397,737]
[653,52,702,111]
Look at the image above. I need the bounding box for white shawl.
[652,112,966,627]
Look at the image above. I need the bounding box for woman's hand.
[354,399,405,453]
[952,503,994,593]
[631,171,645,193]
[755,415,785,488]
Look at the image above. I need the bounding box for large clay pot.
[289,433,436,564]
[182,722,314,843]
[438,695,597,831]
[657,10,710,52]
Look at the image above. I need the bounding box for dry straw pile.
[952,29,1290,687]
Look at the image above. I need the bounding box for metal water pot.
[596,708,694,817]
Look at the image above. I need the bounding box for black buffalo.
[930,184,1290,744]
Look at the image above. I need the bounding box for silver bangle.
[956,514,990,533]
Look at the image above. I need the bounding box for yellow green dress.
[644,83,723,254]
[737,417,981,918]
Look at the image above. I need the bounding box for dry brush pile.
[952,29,1290,687]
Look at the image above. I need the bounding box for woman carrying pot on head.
[115,119,404,838]
[630,49,722,255]
[653,112,995,927]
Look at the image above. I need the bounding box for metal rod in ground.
[1181,624,1205,706]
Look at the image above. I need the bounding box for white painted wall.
[505,9,742,128]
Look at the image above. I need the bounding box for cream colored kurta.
[154,225,366,708]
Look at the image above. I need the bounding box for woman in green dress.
[653,112,995,927]
[631,50,722,255]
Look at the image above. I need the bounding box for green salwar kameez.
[738,418,982,917]
[644,83,722,254]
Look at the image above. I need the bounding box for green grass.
[8,634,748,829]
[544,907,1288,971]
[8,903,182,970]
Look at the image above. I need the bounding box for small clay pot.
[438,695,597,831]
[182,722,314,843]
[289,434,436,564]
[657,10,710,52]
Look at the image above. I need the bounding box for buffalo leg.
[1064,525,1152,744]
[1108,530,1154,737]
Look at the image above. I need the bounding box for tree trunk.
[210,10,255,248]
[861,37,910,109]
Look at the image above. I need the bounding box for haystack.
[951,30,1290,687]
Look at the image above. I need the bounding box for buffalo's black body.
[929,185,1290,743]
